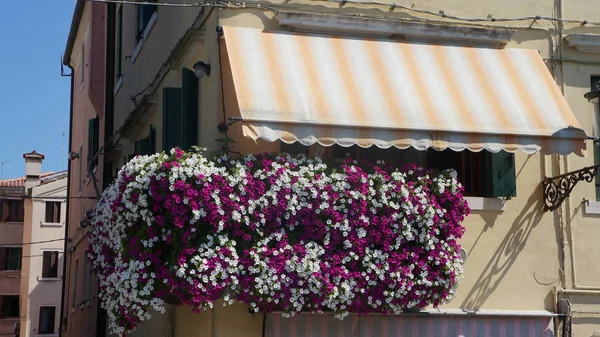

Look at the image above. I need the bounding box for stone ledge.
[565,34,600,54]
[276,12,516,47]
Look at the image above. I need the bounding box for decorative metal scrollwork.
[543,165,600,211]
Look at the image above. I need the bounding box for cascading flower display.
[87,148,470,336]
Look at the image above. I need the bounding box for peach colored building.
[0,172,26,337]
[18,152,67,337]
[61,1,107,337]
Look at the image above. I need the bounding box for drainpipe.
[58,63,74,337]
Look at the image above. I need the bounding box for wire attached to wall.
[86,0,600,26]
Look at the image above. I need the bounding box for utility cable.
[86,0,600,26]
[2,238,65,246]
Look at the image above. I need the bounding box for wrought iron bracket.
[543,164,600,211]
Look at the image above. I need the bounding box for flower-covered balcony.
[88,149,470,336]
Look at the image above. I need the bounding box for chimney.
[23,151,45,190]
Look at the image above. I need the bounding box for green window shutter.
[141,137,150,155]
[182,68,199,150]
[134,140,142,155]
[88,117,99,169]
[162,87,183,152]
[481,150,517,198]
[136,1,156,41]
[87,118,95,161]
[149,125,156,154]
[116,6,123,76]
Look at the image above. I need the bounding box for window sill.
[114,75,123,95]
[465,197,506,212]
[40,221,63,227]
[584,201,600,215]
[131,11,158,64]
[38,277,62,282]
[2,221,24,225]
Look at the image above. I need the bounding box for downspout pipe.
[58,63,74,337]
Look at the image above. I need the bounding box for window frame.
[44,201,62,224]
[38,306,56,335]
[3,199,24,223]
[41,251,59,279]
[3,247,22,271]
[0,295,20,318]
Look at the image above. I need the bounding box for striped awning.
[267,313,555,337]
[222,26,588,156]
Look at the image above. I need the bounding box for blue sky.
[0,2,75,179]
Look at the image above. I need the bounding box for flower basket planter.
[88,149,470,336]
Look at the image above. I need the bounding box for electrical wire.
[86,0,600,26]
[2,238,65,246]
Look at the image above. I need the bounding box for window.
[290,144,517,198]
[2,247,22,271]
[162,87,183,151]
[88,116,100,171]
[134,125,156,156]
[2,200,24,222]
[72,259,79,308]
[44,202,61,223]
[136,1,156,42]
[41,251,59,278]
[80,45,85,85]
[0,295,19,318]
[38,306,56,335]
[116,5,123,78]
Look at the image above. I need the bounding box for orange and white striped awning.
[222,26,587,156]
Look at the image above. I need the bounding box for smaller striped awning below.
[222,26,587,156]
[267,313,555,337]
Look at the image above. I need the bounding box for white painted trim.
[37,277,62,282]
[276,12,516,47]
[40,222,63,228]
[564,34,600,54]
[465,197,506,211]
[114,75,123,95]
[584,201,600,215]
[131,10,158,64]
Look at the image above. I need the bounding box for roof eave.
[63,0,87,66]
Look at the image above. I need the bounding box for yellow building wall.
[109,1,600,336]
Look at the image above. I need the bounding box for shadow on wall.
[461,183,545,310]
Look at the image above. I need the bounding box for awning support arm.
[543,164,600,211]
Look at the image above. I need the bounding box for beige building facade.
[66,0,600,336]
[19,152,67,337]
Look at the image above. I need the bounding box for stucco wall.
[106,0,600,336]
[64,2,106,337]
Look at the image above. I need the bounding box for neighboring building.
[19,152,67,337]
[0,152,67,337]
[61,1,107,337]
[64,0,600,336]
[0,173,26,337]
